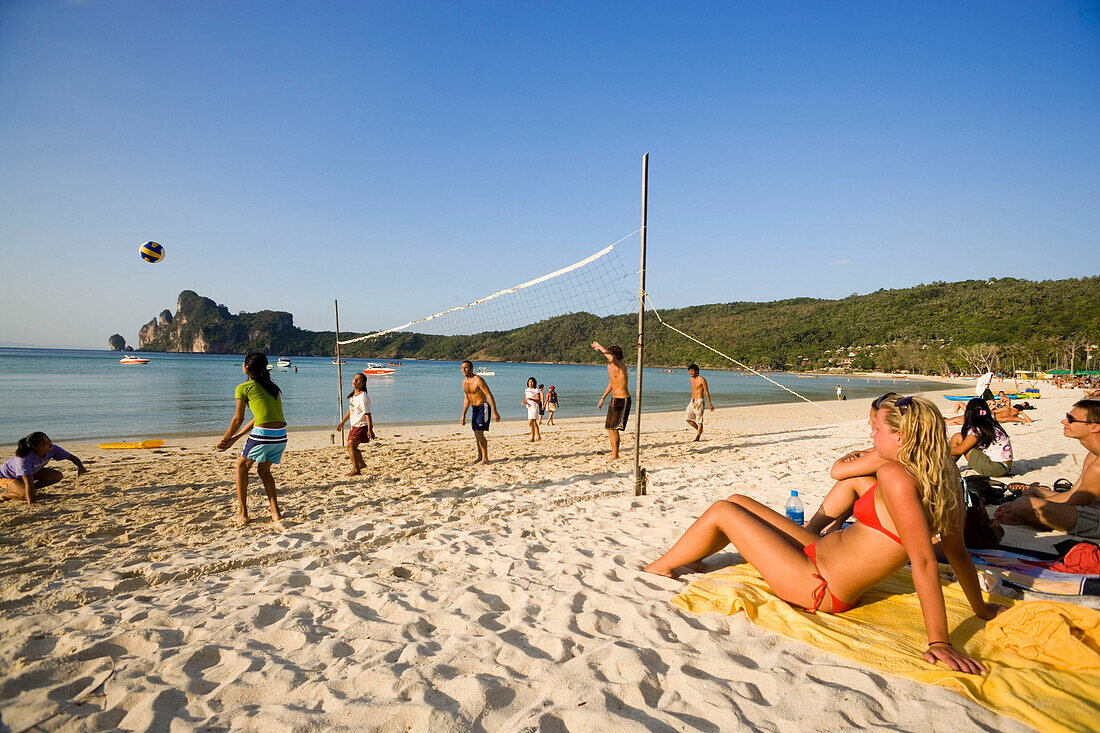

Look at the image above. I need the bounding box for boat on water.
[332,359,348,365]
[119,355,150,364]
[276,358,292,368]
[363,362,396,375]
[476,367,496,377]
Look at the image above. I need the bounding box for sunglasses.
[1065,414,1098,424]
[896,396,914,414]
[872,393,899,410]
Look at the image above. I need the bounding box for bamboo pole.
[633,153,648,497]
[335,300,345,445]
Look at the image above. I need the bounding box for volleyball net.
[337,230,638,345]
[334,225,854,427]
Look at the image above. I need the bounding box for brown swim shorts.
[605,396,631,431]
[348,425,371,444]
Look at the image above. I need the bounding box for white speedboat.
[276,358,292,368]
[119,355,150,365]
[475,367,495,377]
[363,363,396,375]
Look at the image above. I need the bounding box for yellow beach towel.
[671,564,1100,733]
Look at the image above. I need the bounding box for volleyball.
[140,241,165,263]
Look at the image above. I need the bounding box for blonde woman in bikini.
[645,395,1004,673]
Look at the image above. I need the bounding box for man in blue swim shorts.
[460,360,500,464]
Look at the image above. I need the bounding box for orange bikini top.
[853,483,903,545]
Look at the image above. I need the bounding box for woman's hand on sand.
[215,437,234,451]
[976,602,1009,621]
[924,644,987,675]
[76,465,88,476]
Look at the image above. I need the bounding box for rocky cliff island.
[135,291,325,355]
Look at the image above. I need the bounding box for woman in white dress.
[523,377,542,442]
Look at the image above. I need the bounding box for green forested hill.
[340,276,1099,374]
[133,277,1100,375]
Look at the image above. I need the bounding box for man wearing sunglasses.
[994,400,1100,536]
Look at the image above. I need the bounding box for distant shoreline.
[3,377,971,450]
[0,345,974,381]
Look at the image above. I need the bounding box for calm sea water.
[0,348,942,443]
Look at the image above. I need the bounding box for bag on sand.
[962,478,1005,549]
[962,475,1009,505]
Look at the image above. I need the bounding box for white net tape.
[338,231,639,345]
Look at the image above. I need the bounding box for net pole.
[335,299,345,445]
[633,153,648,497]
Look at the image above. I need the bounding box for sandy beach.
[1,381,1093,731]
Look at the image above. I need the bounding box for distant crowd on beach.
[5,347,1100,674]
[1,345,714,516]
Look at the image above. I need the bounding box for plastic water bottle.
[785,490,805,526]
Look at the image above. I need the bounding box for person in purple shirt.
[0,432,87,504]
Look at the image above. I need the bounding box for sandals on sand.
[1005,479,1073,495]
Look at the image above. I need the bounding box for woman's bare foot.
[234,514,249,527]
[345,469,361,477]
[643,561,674,577]
[643,559,704,577]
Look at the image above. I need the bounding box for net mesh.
[339,234,637,344]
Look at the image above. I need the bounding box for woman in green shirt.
[216,352,287,526]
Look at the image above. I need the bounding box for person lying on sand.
[0,432,86,503]
[645,395,1004,674]
[994,404,1033,424]
[994,400,1100,537]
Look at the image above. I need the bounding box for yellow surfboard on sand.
[96,439,166,450]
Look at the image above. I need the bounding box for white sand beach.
[1,381,1093,731]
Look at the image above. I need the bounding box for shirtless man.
[593,341,630,460]
[684,364,714,441]
[994,400,1100,537]
[459,360,500,465]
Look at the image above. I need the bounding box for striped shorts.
[241,426,287,464]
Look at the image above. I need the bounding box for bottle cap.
[791,490,799,496]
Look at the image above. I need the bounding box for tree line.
[136,277,1100,375]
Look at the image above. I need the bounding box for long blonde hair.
[880,395,961,537]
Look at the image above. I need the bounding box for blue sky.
[1,1,1098,348]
